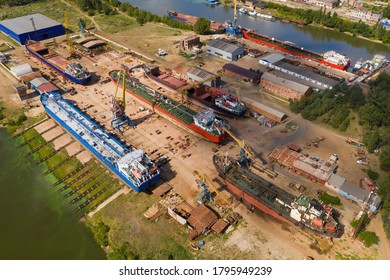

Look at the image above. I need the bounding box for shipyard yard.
[1,1,390,261]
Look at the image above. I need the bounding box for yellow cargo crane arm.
[63,10,74,55]
[113,69,127,109]
[193,171,232,206]
[225,129,255,158]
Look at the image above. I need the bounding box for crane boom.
[63,10,75,55]
[193,171,232,206]
[224,129,255,158]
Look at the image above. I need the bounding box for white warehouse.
[206,39,244,61]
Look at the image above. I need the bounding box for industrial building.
[206,39,244,61]
[271,146,382,212]
[260,72,312,100]
[0,14,65,45]
[187,204,218,240]
[187,67,221,87]
[259,54,340,90]
[181,35,200,51]
[10,63,34,78]
[222,63,261,84]
[326,173,381,212]
[269,146,337,184]
[30,77,59,95]
[241,97,287,122]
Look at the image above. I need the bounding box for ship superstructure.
[41,92,160,192]
[214,94,246,116]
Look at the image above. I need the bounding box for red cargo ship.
[109,70,228,143]
[242,30,350,70]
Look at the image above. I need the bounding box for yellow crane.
[63,9,75,56]
[224,129,255,159]
[193,170,232,206]
[111,66,134,132]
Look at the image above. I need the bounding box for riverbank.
[0,128,106,259]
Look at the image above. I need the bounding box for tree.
[194,18,210,35]
[367,169,379,180]
[380,146,390,171]
[359,231,379,247]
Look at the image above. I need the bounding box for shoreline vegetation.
[0,0,389,44]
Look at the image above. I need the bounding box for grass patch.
[88,193,193,260]
[318,192,342,206]
[94,14,138,34]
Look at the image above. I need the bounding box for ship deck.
[42,94,128,165]
[27,42,70,70]
[110,71,197,125]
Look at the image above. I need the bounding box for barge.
[213,154,342,237]
[242,30,350,70]
[26,41,91,84]
[109,70,228,143]
[41,92,160,192]
[167,10,225,33]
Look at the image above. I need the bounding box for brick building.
[260,72,312,100]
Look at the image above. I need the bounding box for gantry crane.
[193,171,232,206]
[63,10,75,57]
[225,0,242,38]
[111,67,134,132]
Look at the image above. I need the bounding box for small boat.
[203,0,220,5]
[248,11,258,17]
[353,58,364,71]
[238,8,248,14]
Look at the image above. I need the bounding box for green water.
[0,129,105,260]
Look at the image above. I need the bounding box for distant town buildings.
[206,39,244,61]
[347,8,383,23]
[303,0,340,9]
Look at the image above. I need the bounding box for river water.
[0,129,105,259]
[124,0,389,64]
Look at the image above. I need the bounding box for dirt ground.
[1,22,389,260]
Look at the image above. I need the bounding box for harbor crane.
[224,129,254,166]
[63,10,76,58]
[111,67,135,133]
[225,0,242,38]
[193,171,232,206]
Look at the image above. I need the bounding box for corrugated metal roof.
[259,53,285,64]
[38,83,58,93]
[0,13,62,35]
[30,77,49,88]
[83,40,106,49]
[241,97,286,119]
[187,66,214,80]
[270,70,323,90]
[187,204,218,233]
[340,181,369,202]
[75,37,96,44]
[273,61,339,87]
[10,63,33,77]
[222,63,261,80]
[207,39,242,54]
[327,173,346,189]
[261,72,310,94]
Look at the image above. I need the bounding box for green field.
[94,14,138,34]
